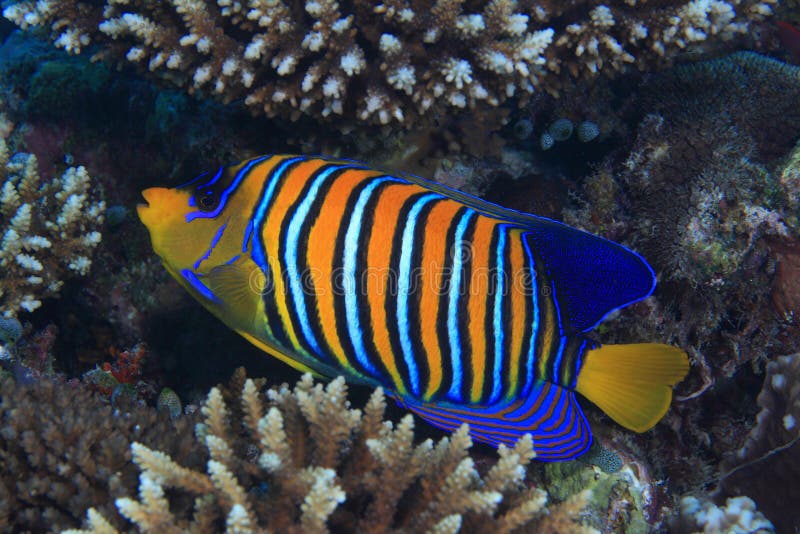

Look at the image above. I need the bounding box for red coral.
[101,343,146,385]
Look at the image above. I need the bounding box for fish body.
[138,155,689,461]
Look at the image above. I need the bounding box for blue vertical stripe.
[193,221,228,270]
[250,157,305,272]
[397,193,439,396]
[446,210,475,401]
[489,226,507,403]
[343,177,400,376]
[197,166,224,189]
[522,235,539,397]
[180,269,219,303]
[285,165,348,358]
[242,220,254,253]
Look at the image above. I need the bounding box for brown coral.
[2,0,778,128]
[0,376,202,532]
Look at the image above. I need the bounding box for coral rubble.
[2,1,778,128]
[0,126,106,317]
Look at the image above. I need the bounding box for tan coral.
[69,373,549,533]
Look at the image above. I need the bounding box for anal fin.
[396,381,591,461]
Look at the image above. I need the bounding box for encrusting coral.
[67,372,559,533]
[0,126,105,317]
[2,0,778,128]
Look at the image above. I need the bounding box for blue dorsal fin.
[318,155,655,332]
[394,381,592,461]
[523,222,655,333]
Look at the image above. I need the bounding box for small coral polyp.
[0,135,105,317]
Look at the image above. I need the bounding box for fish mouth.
[137,188,165,228]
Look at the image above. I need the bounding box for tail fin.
[574,343,689,433]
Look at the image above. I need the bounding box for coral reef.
[0,376,201,532]
[1,369,642,532]
[673,495,774,533]
[0,126,106,317]
[2,0,778,128]
[70,372,554,533]
[719,353,800,532]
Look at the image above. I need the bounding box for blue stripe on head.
[490,226,507,404]
[397,193,440,397]
[446,209,475,402]
[193,221,228,270]
[285,165,352,359]
[197,166,224,189]
[177,171,208,190]
[186,156,271,223]
[180,269,220,303]
[242,221,254,253]
[521,237,539,398]
[250,157,305,271]
[343,176,401,377]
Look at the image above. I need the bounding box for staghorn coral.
[0,376,202,532]
[69,372,556,533]
[718,353,800,532]
[2,0,778,129]
[0,129,106,317]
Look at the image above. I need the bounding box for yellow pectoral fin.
[204,262,263,327]
[575,343,690,433]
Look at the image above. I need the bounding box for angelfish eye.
[197,191,218,211]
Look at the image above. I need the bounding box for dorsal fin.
[523,224,655,332]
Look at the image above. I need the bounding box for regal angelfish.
[138,155,689,461]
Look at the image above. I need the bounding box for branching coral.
[0,376,201,532]
[69,373,553,533]
[0,131,105,317]
[2,0,778,128]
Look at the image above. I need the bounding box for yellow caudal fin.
[575,343,689,433]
